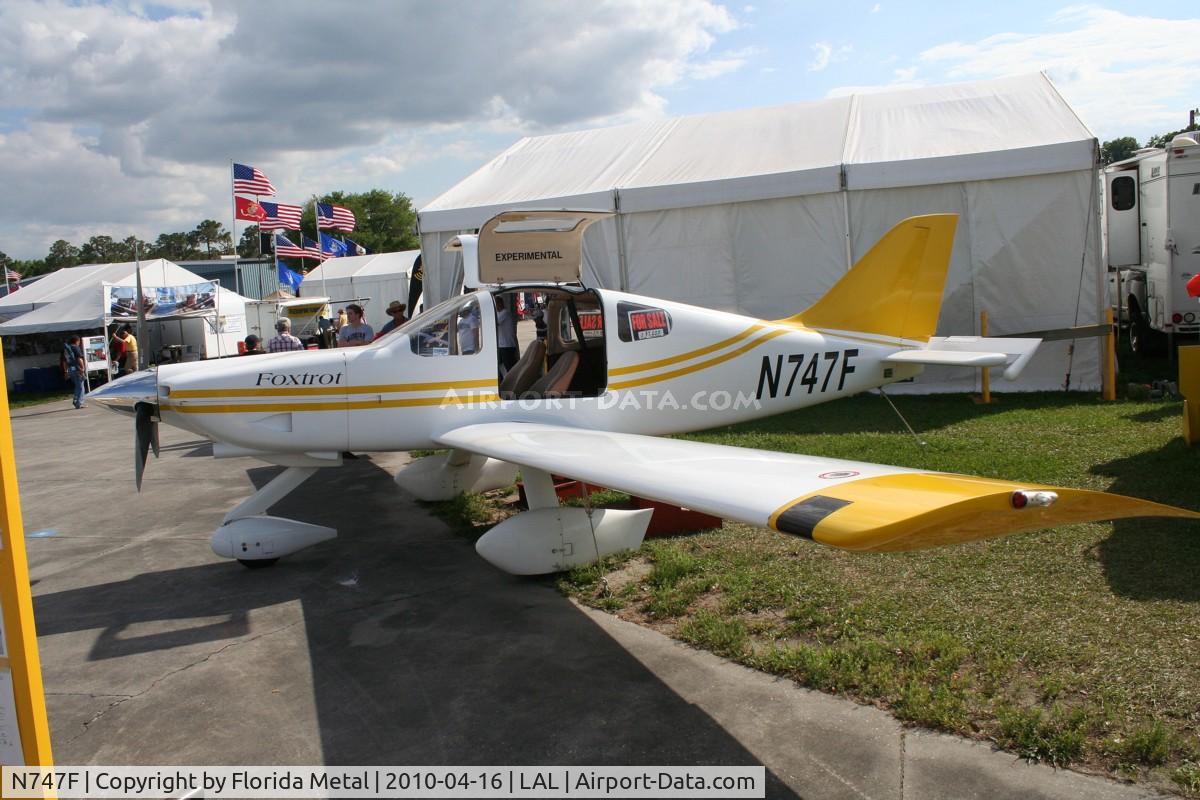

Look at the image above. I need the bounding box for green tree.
[300,190,419,254]
[79,235,121,264]
[149,232,200,262]
[10,258,47,277]
[1146,123,1199,149]
[121,236,151,261]
[1100,136,1140,165]
[191,219,232,255]
[237,225,262,258]
[46,239,80,270]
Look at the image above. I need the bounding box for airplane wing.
[434,422,1198,552]
[885,336,1041,380]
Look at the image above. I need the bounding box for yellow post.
[1103,306,1118,401]
[1181,346,1200,446]
[0,346,54,767]
[979,310,991,404]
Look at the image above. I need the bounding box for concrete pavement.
[11,397,1168,798]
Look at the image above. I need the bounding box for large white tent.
[0,259,251,386]
[418,73,1102,392]
[300,250,417,332]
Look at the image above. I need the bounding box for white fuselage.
[156,287,922,454]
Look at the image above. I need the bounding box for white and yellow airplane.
[91,211,1198,573]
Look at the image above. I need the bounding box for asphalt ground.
[11,397,1169,799]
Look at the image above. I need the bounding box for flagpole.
[315,197,329,301]
[230,160,238,262]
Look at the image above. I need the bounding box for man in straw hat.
[375,300,408,339]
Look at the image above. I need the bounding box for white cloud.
[809,42,833,72]
[808,41,852,73]
[688,46,761,79]
[916,6,1200,141]
[0,0,741,258]
[871,3,881,12]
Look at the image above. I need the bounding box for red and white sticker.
[818,470,860,480]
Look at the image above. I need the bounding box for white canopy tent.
[300,250,418,332]
[0,259,251,384]
[418,73,1102,392]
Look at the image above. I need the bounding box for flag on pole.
[233,163,277,196]
[302,235,325,261]
[259,201,303,231]
[5,269,20,282]
[273,233,306,258]
[235,196,267,223]
[320,232,348,258]
[316,202,356,231]
[277,260,303,294]
[343,238,368,256]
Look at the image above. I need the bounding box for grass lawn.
[434,378,1200,795]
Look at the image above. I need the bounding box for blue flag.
[344,237,369,256]
[320,232,348,258]
[277,260,303,294]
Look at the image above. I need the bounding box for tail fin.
[785,214,957,342]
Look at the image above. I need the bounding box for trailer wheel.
[1129,303,1163,357]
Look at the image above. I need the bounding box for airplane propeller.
[134,402,159,491]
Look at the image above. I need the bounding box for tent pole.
[134,243,146,371]
[614,189,630,292]
[840,168,853,272]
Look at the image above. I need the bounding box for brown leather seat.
[498,339,546,399]
[526,350,579,398]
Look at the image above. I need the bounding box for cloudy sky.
[1,0,1198,259]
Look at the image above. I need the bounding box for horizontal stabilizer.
[885,336,1040,380]
[434,423,1198,555]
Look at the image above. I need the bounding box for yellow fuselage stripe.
[608,324,765,376]
[169,378,496,399]
[609,328,790,390]
[162,393,502,414]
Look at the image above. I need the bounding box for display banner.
[107,282,218,320]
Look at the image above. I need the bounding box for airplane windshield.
[363,293,481,349]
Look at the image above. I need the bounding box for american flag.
[316,202,356,232]
[259,201,303,231]
[273,234,307,259]
[5,269,20,282]
[233,163,276,196]
[302,235,327,261]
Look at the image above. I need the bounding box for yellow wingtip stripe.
[771,473,1200,553]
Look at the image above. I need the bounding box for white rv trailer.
[1104,134,1200,354]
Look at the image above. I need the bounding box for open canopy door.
[446,210,612,288]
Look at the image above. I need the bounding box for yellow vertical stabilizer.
[784,214,957,342]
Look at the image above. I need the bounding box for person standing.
[62,335,86,409]
[495,296,519,372]
[337,304,373,347]
[375,300,407,338]
[109,326,127,374]
[120,324,139,372]
[267,318,304,352]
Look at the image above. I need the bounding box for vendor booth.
[300,251,417,332]
[0,259,251,390]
